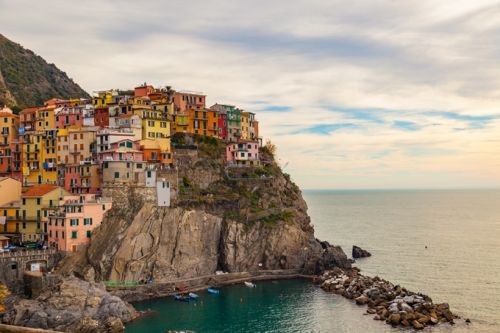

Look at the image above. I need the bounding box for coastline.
[108,269,314,303]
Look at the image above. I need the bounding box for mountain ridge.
[0,33,90,110]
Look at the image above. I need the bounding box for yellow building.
[0,201,20,237]
[0,107,22,180]
[20,184,69,241]
[0,177,22,239]
[172,112,190,134]
[56,128,69,165]
[22,130,58,184]
[35,107,56,131]
[0,177,21,206]
[133,109,171,153]
[240,112,250,140]
[92,90,117,107]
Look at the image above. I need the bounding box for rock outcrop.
[58,140,351,283]
[319,268,459,330]
[2,276,136,333]
[352,245,371,258]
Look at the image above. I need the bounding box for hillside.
[58,137,351,284]
[0,34,89,110]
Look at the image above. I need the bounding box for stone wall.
[0,250,61,288]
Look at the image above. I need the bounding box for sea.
[125,189,500,333]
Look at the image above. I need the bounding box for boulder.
[412,320,424,330]
[355,295,369,305]
[2,276,136,333]
[352,246,371,259]
[388,313,401,325]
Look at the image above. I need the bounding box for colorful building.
[55,106,83,129]
[63,163,101,195]
[189,108,218,137]
[48,193,112,252]
[211,104,241,142]
[94,107,110,127]
[20,184,69,242]
[0,200,20,241]
[139,139,172,164]
[0,107,22,181]
[133,109,171,160]
[173,91,206,112]
[226,140,260,167]
[0,177,22,240]
[21,130,58,185]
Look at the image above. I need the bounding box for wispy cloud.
[2,0,500,188]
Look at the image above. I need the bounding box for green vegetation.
[0,34,89,109]
[260,211,294,226]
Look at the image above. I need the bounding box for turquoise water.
[126,189,500,332]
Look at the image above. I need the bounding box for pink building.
[63,163,101,194]
[97,139,143,162]
[55,107,83,129]
[226,140,260,167]
[48,194,112,252]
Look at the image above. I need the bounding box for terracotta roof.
[20,107,40,114]
[23,184,59,198]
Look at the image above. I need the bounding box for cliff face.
[0,34,90,109]
[59,139,351,283]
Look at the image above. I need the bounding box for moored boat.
[244,281,256,288]
[174,294,190,302]
[207,288,220,294]
[188,292,199,299]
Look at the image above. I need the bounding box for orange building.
[173,91,206,113]
[188,108,219,137]
[139,139,173,164]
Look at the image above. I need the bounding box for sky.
[1,0,500,189]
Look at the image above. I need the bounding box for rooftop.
[23,184,59,198]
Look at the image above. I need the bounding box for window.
[102,204,106,211]
[114,171,119,178]
[71,231,77,239]
[22,198,26,205]
[36,198,41,205]
[86,230,91,238]
[137,163,142,169]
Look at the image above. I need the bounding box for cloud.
[392,120,421,131]
[2,0,500,189]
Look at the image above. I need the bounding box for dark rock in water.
[352,245,371,258]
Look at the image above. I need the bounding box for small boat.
[207,288,220,294]
[244,281,256,288]
[174,294,190,302]
[188,292,199,299]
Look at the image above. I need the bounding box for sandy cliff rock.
[58,139,351,283]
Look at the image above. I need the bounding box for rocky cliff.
[3,276,135,333]
[59,137,351,283]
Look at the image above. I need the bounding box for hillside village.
[0,83,262,253]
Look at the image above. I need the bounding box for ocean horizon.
[127,188,500,332]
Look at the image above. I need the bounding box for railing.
[0,248,57,258]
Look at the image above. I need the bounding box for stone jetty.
[319,268,459,330]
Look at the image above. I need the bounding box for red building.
[134,83,155,97]
[94,107,110,127]
[55,107,83,129]
[217,111,227,141]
